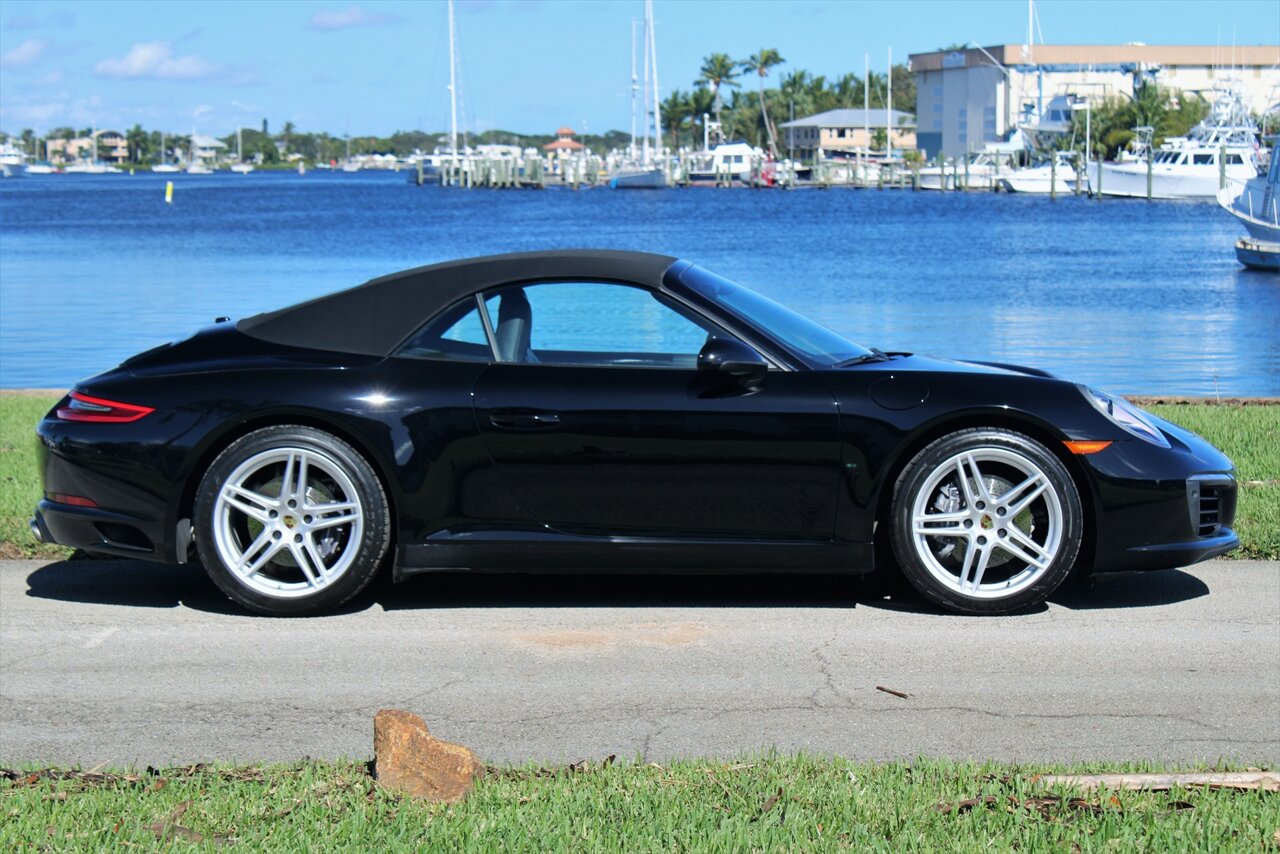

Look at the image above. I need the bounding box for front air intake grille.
[1197,487,1222,537]
[1186,477,1236,539]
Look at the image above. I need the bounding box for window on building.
[933,118,942,130]
[932,103,943,113]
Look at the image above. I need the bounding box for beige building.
[48,130,128,164]
[779,108,917,160]
[910,44,1280,158]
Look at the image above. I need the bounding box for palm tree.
[662,89,691,149]
[742,48,784,157]
[698,53,740,126]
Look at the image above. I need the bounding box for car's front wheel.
[194,425,390,616]
[889,428,1082,614]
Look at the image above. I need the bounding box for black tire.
[194,425,391,616]
[889,428,1082,615]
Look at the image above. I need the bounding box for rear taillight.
[55,392,154,423]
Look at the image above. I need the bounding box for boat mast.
[630,19,638,159]
[647,0,662,160]
[641,4,650,165]
[887,47,893,158]
[864,54,869,156]
[448,0,458,155]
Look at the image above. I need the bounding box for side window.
[486,281,719,368]
[395,297,494,362]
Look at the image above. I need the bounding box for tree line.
[661,51,916,154]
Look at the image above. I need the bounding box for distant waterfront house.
[779,109,917,160]
[47,129,129,164]
[910,43,1280,158]
[191,134,228,165]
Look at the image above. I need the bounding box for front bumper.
[1083,420,1240,573]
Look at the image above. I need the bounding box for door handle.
[489,410,561,430]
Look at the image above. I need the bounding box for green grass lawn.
[2,757,1276,851]
[1,396,1276,560]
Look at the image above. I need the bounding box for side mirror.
[697,336,768,385]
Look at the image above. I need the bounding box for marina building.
[779,108,916,160]
[909,44,1280,158]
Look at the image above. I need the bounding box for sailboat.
[26,139,55,175]
[151,131,180,172]
[609,0,666,189]
[230,127,255,174]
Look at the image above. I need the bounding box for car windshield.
[678,265,874,367]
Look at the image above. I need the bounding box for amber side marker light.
[1064,440,1113,455]
[55,392,154,423]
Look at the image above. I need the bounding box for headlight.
[1079,386,1170,448]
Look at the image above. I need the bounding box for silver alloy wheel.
[909,447,1064,599]
[211,446,364,599]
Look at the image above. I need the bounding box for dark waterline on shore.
[0,170,1276,393]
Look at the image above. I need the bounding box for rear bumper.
[32,499,178,561]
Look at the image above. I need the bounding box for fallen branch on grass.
[1034,772,1278,792]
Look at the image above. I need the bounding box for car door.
[471,281,842,541]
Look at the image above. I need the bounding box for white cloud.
[193,104,214,119]
[308,6,398,31]
[94,41,218,80]
[0,38,48,69]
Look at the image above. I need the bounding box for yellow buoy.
[165,181,173,204]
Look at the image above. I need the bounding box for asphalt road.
[1,558,1277,768]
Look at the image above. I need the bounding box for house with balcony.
[779,109,917,161]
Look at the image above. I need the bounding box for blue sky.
[1,0,1277,138]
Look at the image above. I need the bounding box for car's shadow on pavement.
[23,558,1210,617]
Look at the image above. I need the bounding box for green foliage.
[1149,403,1280,559]
[0,395,71,559]
[1074,86,1211,160]
[2,758,1277,850]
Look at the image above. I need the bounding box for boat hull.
[1233,237,1280,271]
[999,166,1074,194]
[1088,160,1257,201]
[609,168,666,189]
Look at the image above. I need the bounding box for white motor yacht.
[1086,90,1261,200]
[685,142,762,185]
[918,151,1018,191]
[1000,150,1078,194]
[0,141,28,177]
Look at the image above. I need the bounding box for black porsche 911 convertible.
[32,250,1238,616]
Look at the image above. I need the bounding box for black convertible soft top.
[237,249,679,357]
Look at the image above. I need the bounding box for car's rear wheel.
[889,428,1082,614]
[194,425,390,616]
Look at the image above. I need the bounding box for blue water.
[1,170,1277,394]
